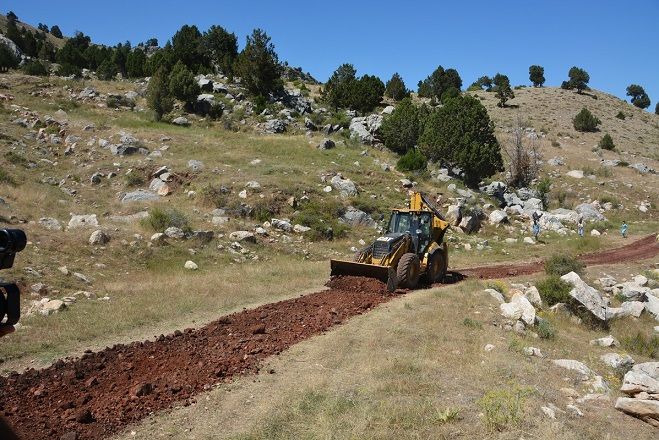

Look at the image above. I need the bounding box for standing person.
[577,215,584,237]
[532,211,543,241]
[621,221,628,238]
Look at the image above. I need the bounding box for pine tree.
[202,25,238,77]
[572,108,601,132]
[529,65,545,87]
[50,25,63,39]
[419,95,502,185]
[417,66,462,102]
[563,67,590,93]
[168,61,200,106]
[626,84,651,109]
[234,29,283,97]
[384,72,409,101]
[493,73,514,107]
[147,67,174,121]
[381,98,421,154]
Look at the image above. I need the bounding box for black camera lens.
[0,229,27,254]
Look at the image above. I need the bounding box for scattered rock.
[330,174,358,197]
[121,190,159,203]
[590,335,618,347]
[601,353,634,369]
[317,138,335,150]
[89,230,110,246]
[340,206,376,227]
[172,116,190,126]
[228,231,256,243]
[561,272,608,321]
[68,215,99,229]
[184,261,198,270]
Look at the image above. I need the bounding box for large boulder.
[560,272,608,321]
[459,214,480,234]
[500,291,536,325]
[575,203,606,222]
[330,174,358,197]
[0,35,22,59]
[121,190,160,203]
[340,206,376,228]
[349,114,383,145]
[445,205,462,226]
[264,119,287,133]
[228,231,256,243]
[489,210,508,225]
[616,362,659,427]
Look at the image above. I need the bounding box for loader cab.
[387,211,432,253]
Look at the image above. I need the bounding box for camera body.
[0,229,26,328]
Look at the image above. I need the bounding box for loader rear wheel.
[397,253,421,289]
[427,250,447,283]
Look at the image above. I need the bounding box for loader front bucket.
[330,259,398,292]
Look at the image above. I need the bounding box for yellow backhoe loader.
[330,192,450,291]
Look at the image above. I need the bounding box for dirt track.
[1,235,656,439]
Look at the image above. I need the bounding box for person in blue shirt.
[577,215,584,237]
[620,221,628,238]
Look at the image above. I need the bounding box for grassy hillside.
[0,72,656,371]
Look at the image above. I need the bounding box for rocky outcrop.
[616,362,659,427]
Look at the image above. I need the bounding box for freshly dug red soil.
[1,235,656,439]
[0,277,394,440]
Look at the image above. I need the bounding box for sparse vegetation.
[536,319,556,339]
[142,207,191,233]
[620,332,659,359]
[462,317,482,329]
[478,385,533,432]
[616,111,626,120]
[544,254,583,276]
[536,275,572,305]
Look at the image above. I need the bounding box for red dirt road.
[458,234,658,280]
[0,235,656,439]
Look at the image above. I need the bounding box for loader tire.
[397,253,421,289]
[427,250,447,283]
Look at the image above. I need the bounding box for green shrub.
[141,207,190,232]
[0,169,16,185]
[4,151,28,167]
[168,61,200,106]
[544,254,583,276]
[198,184,227,208]
[478,385,533,432]
[21,60,49,76]
[396,148,427,172]
[599,194,620,208]
[615,111,626,120]
[251,198,282,223]
[293,199,348,241]
[598,134,615,150]
[485,280,507,294]
[57,63,82,77]
[124,173,144,187]
[462,317,482,329]
[620,332,659,359]
[107,95,136,109]
[536,275,572,306]
[572,108,600,132]
[536,319,556,339]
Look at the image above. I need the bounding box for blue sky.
[4,1,658,107]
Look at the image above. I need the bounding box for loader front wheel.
[397,253,421,289]
[427,250,447,283]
